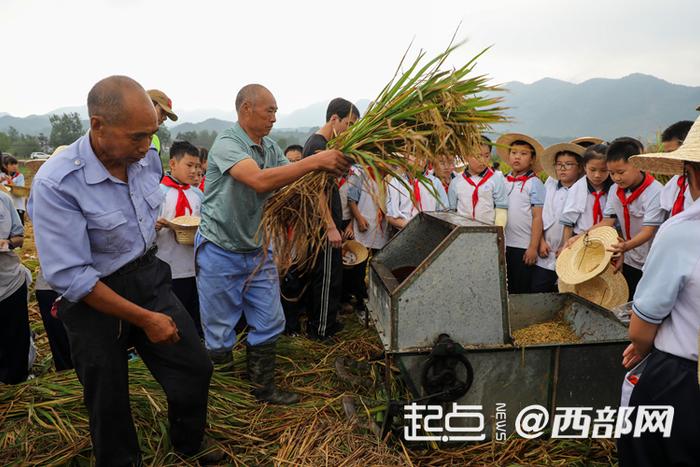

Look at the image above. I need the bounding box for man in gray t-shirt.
[196,84,348,405]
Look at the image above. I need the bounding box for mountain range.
[2,74,698,143]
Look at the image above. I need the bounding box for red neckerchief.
[462,168,494,218]
[591,191,606,224]
[338,177,347,189]
[10,172,20,182]
[198,176,205,192]
[409,176,422,210]
[441,179,450,193]
[672,175,687,216]
[506,171,535,192]
[161,175,192,217]
[616,172,655,239]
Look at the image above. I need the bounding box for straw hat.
[570,136,605,148]
[51,145,69,157]
[630,114,700,175]
[495,133,544,174]
[0,184,10,194]
[8,185,30,197]
[556,226,619,285]
[342,240,369,268]
[541,143,584,180]
[558,265,628,310]
[167,215,200,245]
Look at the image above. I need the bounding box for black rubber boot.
[246,340,300,405]
[207,349,234,372]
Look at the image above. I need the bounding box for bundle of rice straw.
[261,37,508,274]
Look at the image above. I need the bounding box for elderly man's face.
[93,93,159,163]
[242,89,278,139]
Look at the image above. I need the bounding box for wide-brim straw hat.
[630,114,700,175]
[558,265,628,310]
[167,215,200,245]
[556,226,619,285]
[495,133,544,174]
[0,185,10,194]
[570,136,605,147]
[51,145,69,157]
[342,240,369,268]
[541,143,585,180]
[8,185,30,197]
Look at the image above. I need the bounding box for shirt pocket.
[85,210,131,253]
[144,187,164,214]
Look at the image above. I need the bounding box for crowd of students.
[1,107,695,384]
[0,75,698,466]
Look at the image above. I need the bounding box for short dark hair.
[326,98,360,122]
[511,140,535,157]
[1,154,18,174]
[555,150,583,166]
[606,137,643,163]
[583,143,608,166]
[481,135,493,154]
[169,141,200,161]
[198,146,209,162]
[661,120,693,143]
[284,144,303,156]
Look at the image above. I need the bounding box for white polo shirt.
[560,177,611,234]
[448,168,508,225]
[504,171,546,249]
[536,177,571,271]
[156,181,204,279]
[659,174,692,217]
[632,198,700,361]
[386,173,448,221]
[603,176,664,270]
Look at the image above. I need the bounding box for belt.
[107,246,158,278]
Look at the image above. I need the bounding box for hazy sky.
[1,0,699,117]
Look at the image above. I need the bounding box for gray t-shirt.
[199,122,288,252]
[0,190,26,301]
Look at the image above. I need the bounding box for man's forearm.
[82,281,155,328]
[230,157,320,193]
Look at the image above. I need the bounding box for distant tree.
[49,112,84,147]
[157,125,172,148]
[37,133,50,152]
[174,130,218,150]
[175,130,199,144]
[0,131,10,152]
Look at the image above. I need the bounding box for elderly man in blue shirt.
[28,76,217,466]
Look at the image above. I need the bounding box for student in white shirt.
[0,155,27,224]
[155,141,204,336]
[657,121,694,217]
[560,144,613,243]
[617,116,700,466]
[531,143,583,293]
[386,158,448,231]
[448,140,508,226]
[496,133,546,294]
[590,137,665,300]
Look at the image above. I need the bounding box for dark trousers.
[618,349,700,466]
[281,268,305,334]
[622,263,643,301]
[530,265,558,293]
[0,280,29,384]
[506,247,534,294]
[171,277,202,338]
[58,255,212,467]
[306,244,343,338]
[36,289,73,371]
[17,209,25,225]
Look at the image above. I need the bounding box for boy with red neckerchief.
[658,121,693,217]
[497,133,546,294]
[592,137,665,299]
[448,137,508,226]
[155,141,204,336]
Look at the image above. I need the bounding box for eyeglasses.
[555,162,579,170]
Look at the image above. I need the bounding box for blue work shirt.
[28,133,164,302]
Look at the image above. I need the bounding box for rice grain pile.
[512,320,581,346]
